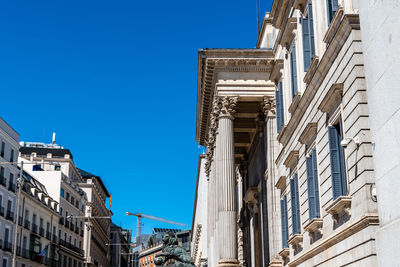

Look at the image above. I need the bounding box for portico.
[196,49,278,267]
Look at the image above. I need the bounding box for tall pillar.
[215,96,240,267]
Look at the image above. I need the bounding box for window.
[1,142,5,158]
[9,149,14,163]
[2,258,7,267]
[276,81,285,133]
[290,173,301,234]
[327,0,339,23]
[71,197,74,205]
[290,44,298,98]
[66,192,70,201]
[280,195,289,248]
[55,164,61,171]
[302,2,315,71]
[306,149,321,219]
[60,188,64,197]
[328,119,347,199]
[0,167,4,178]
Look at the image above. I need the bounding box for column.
[263,96,283,266]
[215,96,240,267]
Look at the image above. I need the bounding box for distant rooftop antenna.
[52,132,56,144]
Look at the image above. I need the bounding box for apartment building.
[19,143,87,267]
[16,170,60,267]
[0,117,19,267]
[78,169,111,267]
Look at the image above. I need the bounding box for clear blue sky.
[0,0,272,236]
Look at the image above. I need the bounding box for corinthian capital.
[262,96,276,116]
[217,96,239,118]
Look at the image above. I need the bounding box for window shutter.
[290,45,298,98]
[279,82,284,129]
[327,0,339,23]
[275,87,282,133]
[294,173,301,233]
[280,196,289,248]
[290,178,297,234]
[302,16,311,71]
[312,149,320,217]
[338,119,348,196]
[308,3,315,60]
[306,156,316,219]
[328,126,343,199]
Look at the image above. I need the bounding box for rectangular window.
[302,2,315,71]
[290,173,301,234]
[327,0,339,23]
[276,81,285,133]
[280,195,289,248]
[10,149,14,163]
[306,149,321,219]
[66,192,70,201]
[328,120,347,199]
[290,44,298,98]
[1,142,5,158]
[60,188,64,197]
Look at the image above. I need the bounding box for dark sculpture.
[154,232,196,267]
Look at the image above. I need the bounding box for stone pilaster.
[214,96,240,267]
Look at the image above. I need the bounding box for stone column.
[215,96,240,267]
[263,96,283,266]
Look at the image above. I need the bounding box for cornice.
[196,49,275,146]
[270,0,292,29]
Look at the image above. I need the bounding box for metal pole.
[12,161,24,267]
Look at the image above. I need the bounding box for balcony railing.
[0,175,6,186]
[39,227,45,237]
[8,182,16,192]
[6,210,14,221]
[3,241,12,252]
[59,217,64,225]
[24,219,30,229]
[46,230,51,240]
[32,223,38,234]
[22,248,29,258]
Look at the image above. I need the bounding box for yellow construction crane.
[125,212,186,245]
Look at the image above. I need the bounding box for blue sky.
[0,0,272,236]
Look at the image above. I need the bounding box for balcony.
[39,227,45,237]
[22,248,29,258]
[32,223,38,234]
[6,210,14,221]
[8,182,16,192]
[16,246,21,256]
[3,241,12,252]
[0,207,4,217]
[59,217,64,225]
[0,175,6,186]
[46,231,51,240]
[24,219,30,229]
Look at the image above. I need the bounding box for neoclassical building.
[195,0,383,266]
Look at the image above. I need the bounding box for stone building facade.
[190,154,207,267]
[195,0,385,266]
[78,169,111,267]
[0,117,19,267]
[16,170,60,267]
[19,144,87,267]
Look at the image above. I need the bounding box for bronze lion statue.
[154,232,195,267]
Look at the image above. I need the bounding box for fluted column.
[214,96,240,267]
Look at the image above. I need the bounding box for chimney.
[52,132,56,144]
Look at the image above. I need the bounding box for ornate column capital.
[262,96,276,117]
[217,96,239,119]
